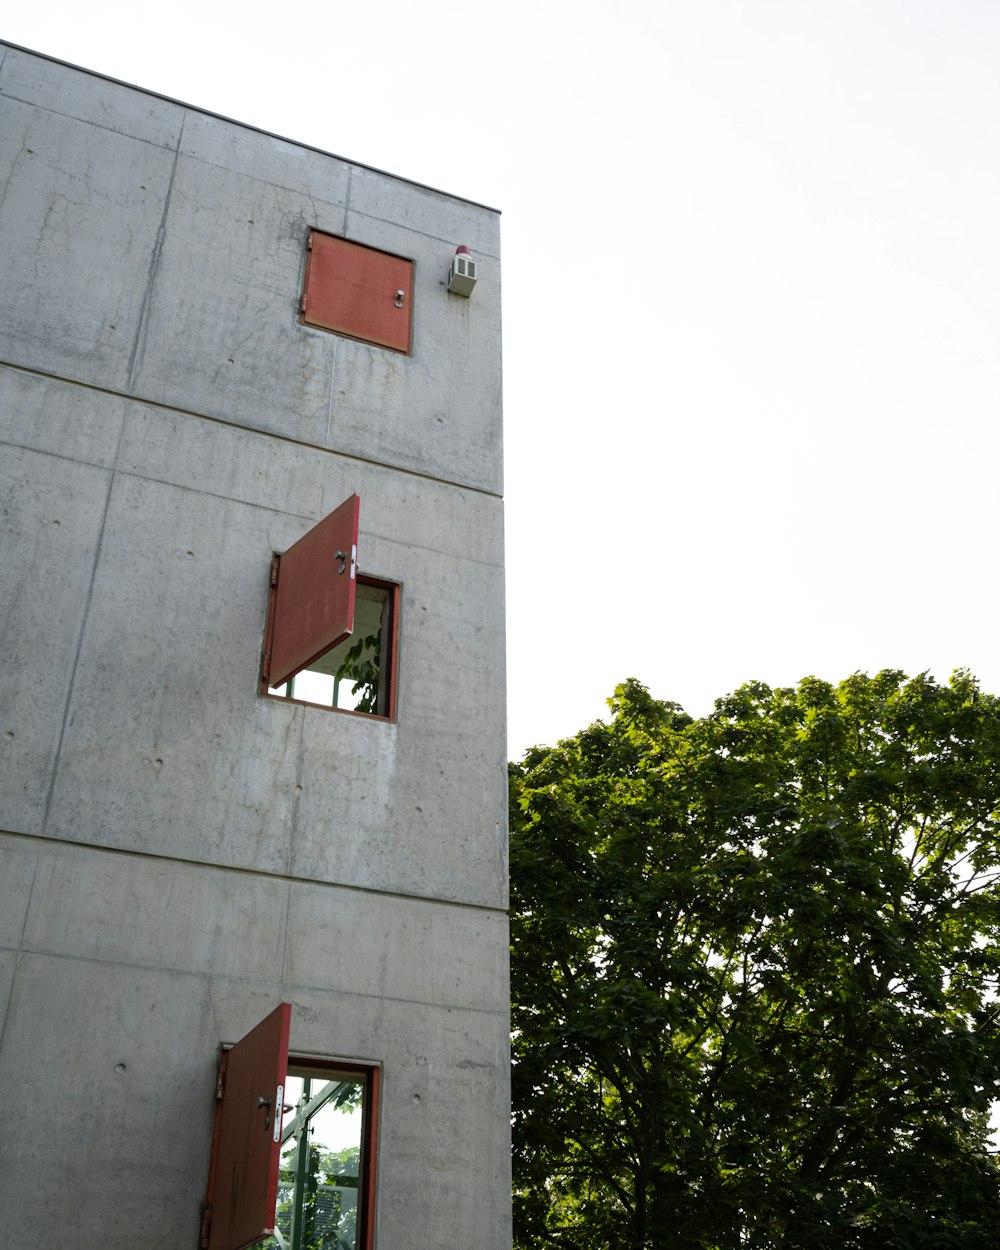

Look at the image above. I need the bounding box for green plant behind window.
[336,631,381,713]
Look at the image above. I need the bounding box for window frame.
[270,1057,381,1250]
[202,1014,381,1250]
[261,571,400,722]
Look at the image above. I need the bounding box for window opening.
[269,579,395,715]
[262,1063,378,1250]
[259,494,399,720]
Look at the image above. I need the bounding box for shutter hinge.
[261,556,280,685]
[200,1205,212,1248]
[215,1047,229,1100]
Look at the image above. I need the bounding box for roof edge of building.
[1,38,502,216]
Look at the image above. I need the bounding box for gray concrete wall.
[0,42,508,1250]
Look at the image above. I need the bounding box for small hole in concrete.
[4,731,14,739]
[115,1063,127,1075]
[411,1094,421,1105]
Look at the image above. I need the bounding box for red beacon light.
[447,245,478,297]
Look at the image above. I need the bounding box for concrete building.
[0,41,508,1250]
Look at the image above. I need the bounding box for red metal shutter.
[267,494,360,689]
[302,231,413,354]
[206,1003,291,1250]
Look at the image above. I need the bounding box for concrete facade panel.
[0,835,38,949]
[347,164,501,259]
[118,399,502,567]
[179,106,352,208]
[283,884,508,1013]
[347,466,505,569]
[43,472,301,870]
[275,703,507,907]
[0,365,126,466]
[128,151,338,446]
[117,401,325,517]
[0,953,217,1250]
[0,445,113,833]
[0,94,179,390]
[288,548,506,905]
[0,45,185,147]
[0,949,15,1036]
[22,843,290,983]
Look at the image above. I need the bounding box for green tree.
[271,1142,361,1250]
[336,631,381,713]
[510,672,1000,1250]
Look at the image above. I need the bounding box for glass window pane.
[263,1069,367,1250]
[268,581,392,715]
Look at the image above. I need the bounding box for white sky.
[7,1,1000,759]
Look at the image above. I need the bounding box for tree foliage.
[510,672,1000,1249]
[336,631,382,713]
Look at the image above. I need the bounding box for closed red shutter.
[302,231,413,353]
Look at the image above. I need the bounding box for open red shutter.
[267,494,360,689]
[205,1003,291,1250]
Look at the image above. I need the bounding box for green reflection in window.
[263,1069,365,1250]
